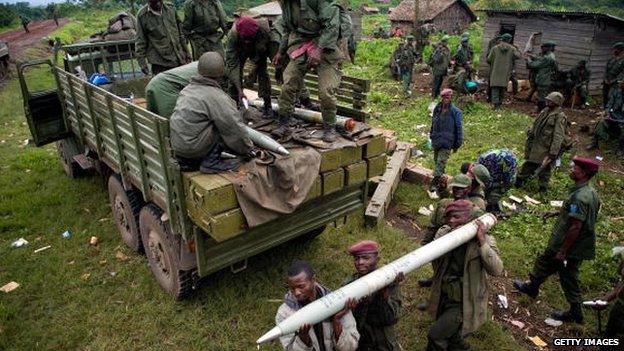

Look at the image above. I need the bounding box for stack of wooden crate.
[182,130,388,243]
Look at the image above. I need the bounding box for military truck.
[18,39,385,299]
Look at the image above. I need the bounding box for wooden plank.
[364,142,411,227]
[402,162,452,185]
[127,105,152,201]
[105,93,129,186]
[65,76,86,145]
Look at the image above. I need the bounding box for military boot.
[585,140,599,151]
[429,176,440,193]
[273,114,292,139]
[299,96,320,111]
[322,122,338,143]
[552,303,584,324]
[513,279,539,299]
[262,97,274,119]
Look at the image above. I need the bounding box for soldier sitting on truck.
[169,52,257,173]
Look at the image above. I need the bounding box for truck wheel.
[139,204,193,299]
[108,175,144,252]
[56,138,82,178]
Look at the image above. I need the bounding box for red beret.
[235,16,259,38]
[572,157,600,175]
[348,240,379,256]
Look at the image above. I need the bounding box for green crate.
[344,161,367,186]
[363,134,386,158]
[184,173,238,216]
[322,168,345,195]
[366,154,387,178]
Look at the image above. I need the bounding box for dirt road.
[0,19,68,61]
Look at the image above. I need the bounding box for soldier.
[567,60,590,108]
[515,92,569,193]
[593,247,624,349]
[587,80,624,155]
[276,260,360,350]
[169,52,256,173]
[465,163,490,211]
[182,0,228,59]
[526,42,558,111]
[514,157,601,324]
[453,34,473,71]
[342,240,403,351]
[136,0,190,75]
[426,199,503,351]
[429,89,463,193]
[272,0,350,142]
[52,6,60,27]
[225,16,274,117]
[449,61,475,95]
[428,36,451,99]
[485,35,502,103]
[19,15,30,34]
[395,35,417,95]
[603,42,624,108]
[487,33,521,109]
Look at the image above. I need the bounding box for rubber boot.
[262,97,274,119]
[322,122,337,143]
[552,303,584,324]
[513,279,539,299]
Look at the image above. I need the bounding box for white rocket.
[256,213,498,344]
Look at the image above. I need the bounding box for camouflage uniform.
[453,41,473,69]
[568,61,590,106]
[528,182,600,305]
[428,42,451,98]
[182,0,228,59]
[225,18,272,102]
[516,104,568,189]
[20,15,29,33]
[342,274,403,351]
[136,3,190,74]
[395,41,416,93]
[277,0,348,125]
[526,50,558,110]
[603,48,624,107]
[592,87,624,151]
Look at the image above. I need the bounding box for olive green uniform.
[526,52,558,109]
[528,182,600,304]
[454,43,473,68]
[395,42,416,93]
[428,43,451,98]
[182,0,228,59]
[568,63,590,106]
[342,274,403,351]
[136,4,189,74]
[593,88,624,150]
[517,106,567,188]
[427,225,504,351]
[603,54,624,107]
[225,19,272,101]
[277,0,347,124]
[487,42,521,107]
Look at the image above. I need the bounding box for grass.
[49,8,121,44]
[0,10,623,351]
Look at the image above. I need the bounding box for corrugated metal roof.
[478,8,624,25]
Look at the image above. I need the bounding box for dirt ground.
[0,19,68,61]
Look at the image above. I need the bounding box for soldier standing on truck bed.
[225,16,274,118]
[182,0,228,59]
[136,0,191,76]
[169,52,256,173]
[272,0,351,143]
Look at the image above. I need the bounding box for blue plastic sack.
[89,73,111,86]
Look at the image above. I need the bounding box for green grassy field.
[0,11,623,351]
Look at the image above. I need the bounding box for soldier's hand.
[297,324,313,346]
[308,46,322,68]
[333,298,357,322]
[272,52,283,67]
[475,219,487,247]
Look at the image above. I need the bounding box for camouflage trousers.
[592,119,624,149]
[426,298,467,351]
[279,50,342,124]
[433,148,452,179]
[190,39,224,60]
[401,67,413,93]
[490,87,506,107]
[530,250,583,304]
[516,161,553,188]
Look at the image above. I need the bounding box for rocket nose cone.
[277,146,290,156]
[257,326,282,344]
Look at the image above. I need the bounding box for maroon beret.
[236,16,259,38]
[572,157,600,175]
[348,240,379,256]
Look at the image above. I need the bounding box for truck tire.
[139,204,193,299]
[56,138,82,178]
[108,175,144,252]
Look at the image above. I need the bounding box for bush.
[0,4,16,27]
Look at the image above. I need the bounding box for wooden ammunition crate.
[322,168,345,195]
[366,154,387,178]
[344,161,367,186]
[184,173,238,216]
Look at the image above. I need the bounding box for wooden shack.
[389,0,476,35]
[478,9,624,96]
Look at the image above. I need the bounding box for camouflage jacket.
[395,43,416,70]
[278,0,343,54]
[527,52,558,88]
[605,55,624,84]
[136,3,189,68]
[225,18,272,91]
[428,43,451,75]
[182,0,228,44]
[607,88,624,121]
[454,44,473,66]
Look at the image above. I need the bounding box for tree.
[0,4,16,27]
